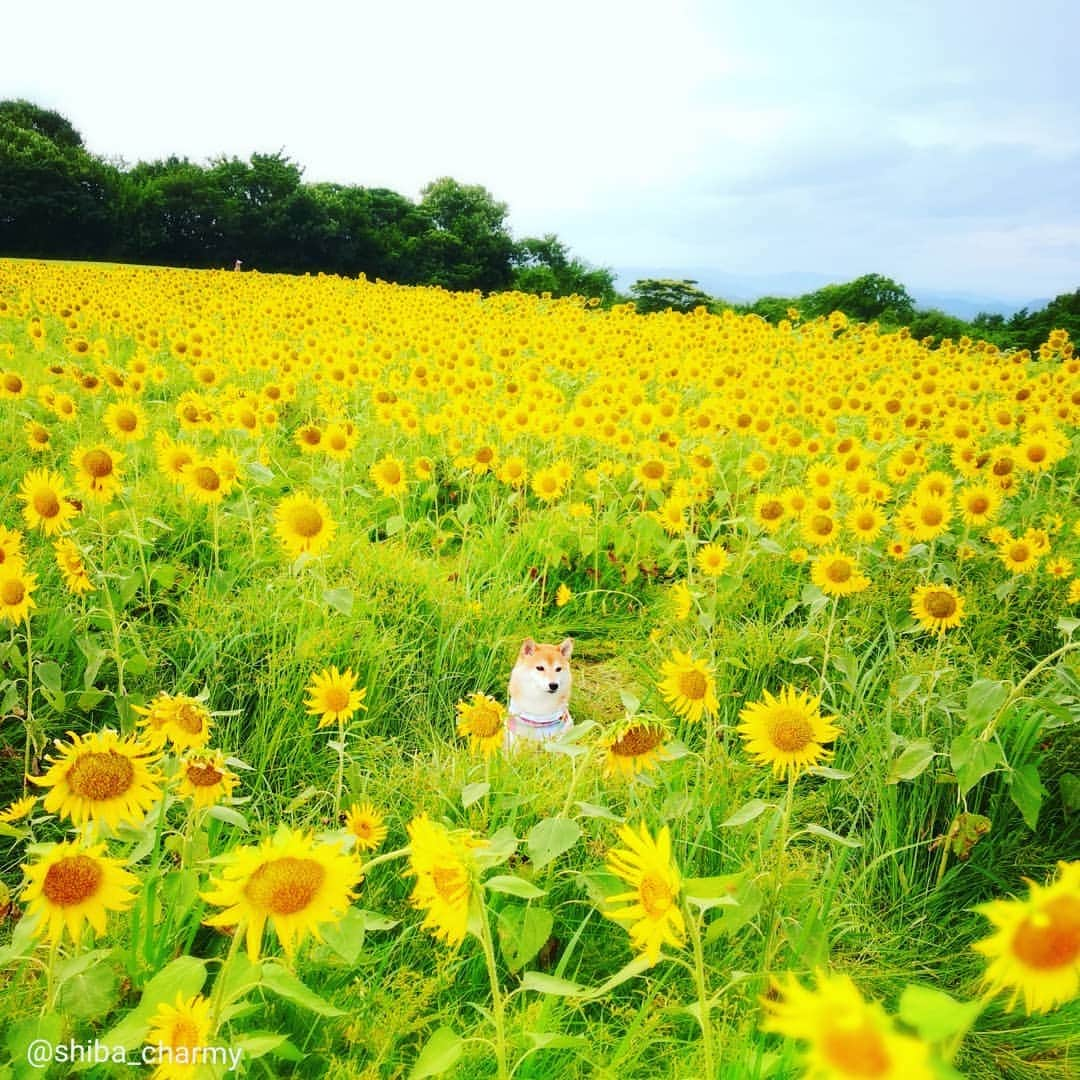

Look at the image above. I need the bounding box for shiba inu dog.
[506,637,574,749]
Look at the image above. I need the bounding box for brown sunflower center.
[290,505,324,538]
[611,725,665,757]
[31,427,48,445]
[34,490,61,518]
[83,450,114,478]
[760,500,783,521]
[475,447,494,463]
[968,495,989,514]
[300,428,321,445]
[811,514,834,536]
[825,560,853,584]
[431,865,467,903]
[638,873,674,918]
[115,409,138,432]
[920,505,944,526]
[192,465,220,492]
[173,703,208,734]
[185,761,224,788]
[768,709,814,753]
[678,669,707,701]
[820,1022,891,1077]
[323,686,352,712]
[468,705,503,738]
[1008,542,1031,564]
[993,458,1013,476]
[42,854,103,906]
[1026,444,1047,463]
[1,579,26,606]
[1010,896,1080,970]
[924,590,957,619]
[168,1019,203,1049]
[244,856,326,915]
[641,460,665,480]
[379,463,402,486]
[67,749,136,801]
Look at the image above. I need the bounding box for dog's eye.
[535,665,545,672]
[555,666,562,672]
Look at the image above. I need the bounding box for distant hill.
[613,267,1042,321]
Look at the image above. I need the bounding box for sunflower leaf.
[261,962,345,1016]
[526,817,581,869]
[720,799,771,828]
[486,875,546,899]
[410,1026,464,1078]
[898,984,983,1043]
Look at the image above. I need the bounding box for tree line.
[628,274,1079,355]
[0,99,616,300]
[2,99,1074,350]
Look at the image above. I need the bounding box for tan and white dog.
[506,637,574,749]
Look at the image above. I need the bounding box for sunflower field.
[0,258,1077,1079]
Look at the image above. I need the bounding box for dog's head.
[511,637,573,708]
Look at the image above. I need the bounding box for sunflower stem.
[763,770,798,973]
[333,715,347,820]
[685,903,716,1079]
[41,936,61,1017]
[23,618,32,795]
[820,597,838,694]
[978,639,1080,742]
[476,897,509,1080]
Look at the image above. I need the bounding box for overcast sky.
[5,0,1078,298]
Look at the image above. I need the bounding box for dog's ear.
[520,638,537,657]
[559,637,574,659]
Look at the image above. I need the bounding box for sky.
[5,0,1079,299]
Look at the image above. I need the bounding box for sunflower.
[306,666,367,729]
[202,827,360,961]
[737,686,841,780]
[600,715,673,778]
[154,432,195,482]
[405,814,479,947]
[811,551,870,597]
[497,456,527,487]
[1068,579,1080,605]
[370,455,408,497]
[19,468,78,536]
[176,750,238,809]
[1047,557,1074,580]
[911,583,965,635]
[0,794,36,823]
[145,993,214,1080]
[456,692,506,757]
[753,493,787,534]
[696,542,730,577]
[998,537,1039,575]
[671,581,693,621]
[973,861,1080,1014]
[53,537,93,595]
[555,583,573,608]
[274,492,337,558]
[31,729,162,829]
[25,420,51,454]
[0,564,37,624]
[845,502,886,543]
[133,692,214,751]
[801,511,840,548]
[531,465,566,503]
[182,455,230,506]
[904,495,952,543]
[103,399,148,443]
[0,525,25,569]
[958,483,1001,527]
[71,444,124,503]
[653,496,689,535]
[604,821,686,965]
[21,840,139,944]
[295,423,324,453]
[635,455,670,491]
[760,970,933,1080]
[657,650,719,723]
[345,802,388,852]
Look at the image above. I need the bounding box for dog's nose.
[548,682,559,692]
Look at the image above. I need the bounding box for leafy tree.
[801,273,915,324]
[418,178,514,291]
[629,279,713,314]
[511,234,616,302]
[0,99,84,151]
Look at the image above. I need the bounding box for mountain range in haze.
[612,268,1049,320]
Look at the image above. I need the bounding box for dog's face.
[509,637,573,713]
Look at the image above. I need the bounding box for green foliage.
[629,278,713,314]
